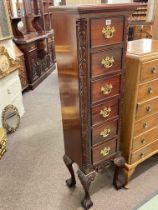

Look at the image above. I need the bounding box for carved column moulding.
[76,18,91,172]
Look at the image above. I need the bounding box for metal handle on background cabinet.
[146,105,152,112]
[100,147,111,157]
[102,26,115,39]
[151,66,157,74]
[101,56,114,69]
[100,107,111,118]
[101,84,113,95]
[143,122,148,129]
[100,128,111,138]
[141,139,145,144]
[140,153,145,159]
[148,87,153,94]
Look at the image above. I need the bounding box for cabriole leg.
[77,170,96,209]
[63,154,76,188]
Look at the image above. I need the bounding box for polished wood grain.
[92,97,119,126]
[140,59,158,82]
[92,138,117,164]
[136,97,158,120]
[134,112,158,136]
[91,74,120,103]
[91,47,122,79]
[92,118,118,145]
[137,78,158,102]
[132,126,158,152]
[131,139,158,164]
[91,16,123,48]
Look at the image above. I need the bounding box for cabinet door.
[28,51,40,83]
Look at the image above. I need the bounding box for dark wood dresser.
[50,3,138,209]
[121,39,158,187]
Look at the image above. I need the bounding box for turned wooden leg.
[63,154,76,188]
[123,166,136,189]
[77,170,96,209]
[113,156,126,190]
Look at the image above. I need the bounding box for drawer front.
[140,60,158,82]
[131,139,158,164]
[91,48,122,79]
[134,112,158,136]
[92,138,117,164]
[92,119,118,145]
[133,126,158,152]
[137,79,158,102]
[92,98,119,126]
[27,43,37,52]
[91,17,124,48]
[136,97,158,119]
[91,75,120,103]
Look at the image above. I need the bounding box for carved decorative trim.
[0,128,7,159]
[77,169,96,188]
[76,18,91,172]
[0,46,17,77]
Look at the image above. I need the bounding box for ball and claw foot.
[81,198,93,209]
[66,178,76,188]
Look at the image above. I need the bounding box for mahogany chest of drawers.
[50,3,138,209]
[121,39,158,187]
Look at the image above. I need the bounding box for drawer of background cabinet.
[92,98,119,126]
[91,48,122,79]
[90,16,123,48]
[92,118,118,145]
[136,97,158,119]
[134,112,158,136]
[140,59,158,82]
[137,78,158,102]
[131,139,158,164]
[91,75,120,103]
[92,138,117,164]
[27,43,37,52]
[132,126,158,152]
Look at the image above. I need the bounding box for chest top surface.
[50,3,138,14]
[127,39,158,57]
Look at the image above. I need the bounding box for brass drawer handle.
[140,153,145,159]
[148,87,153,94]
[141,138,145,144]
[100,107,111,118]
[143,122,148,129]
[146,105,152,112]
[100,147,111,157]
[101,56,114,69]
[101,84,112,95]
[102,26,115,39]
[100,128,111,138]
[151,66,157,74]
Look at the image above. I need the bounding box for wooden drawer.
[140,59,158,82]
[136,97,158,119]
[27,43,36,52]
[134,112,158,136]
[92,119,118,145]
[92,98,119,126]
[91,75,120,103]
[92,138,117,164]
[132,126,158,152]
[131,139,158,164]
[91,48,122,79]
[137,79,158,102]
[91,16,124,48]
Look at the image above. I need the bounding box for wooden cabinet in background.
[50,3,138,209]
[121,39,158,187]
[6,0,56,90]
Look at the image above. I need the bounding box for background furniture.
[129,0,155,40]
[6,0,56,89]
[0,128,7,159]
[0,46,24,128]
[51,3,138,209]
[121,39,158,187]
